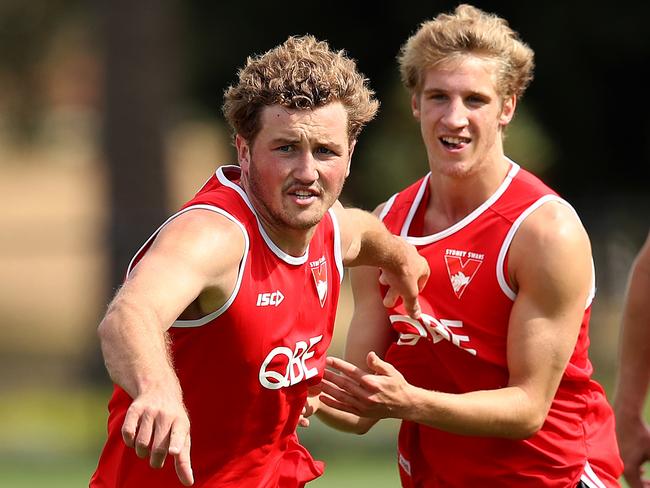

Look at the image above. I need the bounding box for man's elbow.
[96,302,125,354]
[504,411,546,440]
[97,309,118,346]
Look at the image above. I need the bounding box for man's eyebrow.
[269,136,300,145]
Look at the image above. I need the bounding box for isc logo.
[259,335,323,390]
[256,290,284,307]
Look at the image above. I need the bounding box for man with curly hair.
[314,5,623,487]
[90,35,429,488]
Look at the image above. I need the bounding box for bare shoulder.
[160,208,245,241]
[513,200,590,257]
[508,200,592,295]
[144,208,246,275]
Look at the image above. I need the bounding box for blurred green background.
[1,0,648,486]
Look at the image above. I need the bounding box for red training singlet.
[380,162,622,487]
[91,165,344,487]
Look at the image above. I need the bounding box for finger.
[418,267,430,291]
[366,352,396,376]
[326,357,368,382]
[134,412,154,459]
[298,416,310,428]
[174,434,194,486]
[319,393,362,416]
[323,370,370,398]
[382,288,399,308]
[307,384,322,396]
[378,270,388,286]
[121,406,141,448]
[168,420,190,457]
[320,376,369,411]
[320,375,353,400]
[402,296,422,320]
[150,420,172,469]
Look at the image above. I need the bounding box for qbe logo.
[259,335,323,390]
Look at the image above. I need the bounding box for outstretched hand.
[379,242,429,320]
[319,352,414,420]
[121,389,194,486]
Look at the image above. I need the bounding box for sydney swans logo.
[444,249,484,298]
[310,256,328,307]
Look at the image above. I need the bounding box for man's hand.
[615,411,650,488]
[379,239,429,320]
[121,389,194,486]
[319,352,414,420]
[298,385,322,428]
[334,204,429,321]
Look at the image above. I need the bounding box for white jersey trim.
[580,461,607,488]
[379,193,398,222]
[496,195,596,309]
[215,165,309,266]
[400,160,520,246]
[125,204,250,328]
[328,208,345,283]
[401,173,431,238]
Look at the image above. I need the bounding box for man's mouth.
[293,190,316,200]
[440,136,471,149]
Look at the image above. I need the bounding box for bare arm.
[614,231,650,488]
[97,209,245,485]
[332,201,429,319]
[323,202,591,439]
[316,264,393,434]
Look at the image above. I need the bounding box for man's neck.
[424,156,511,233]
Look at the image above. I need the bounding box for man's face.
[237,102,353,243]
[412,55,515,179]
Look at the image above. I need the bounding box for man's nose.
[441,98,469,129]
[292,152,319,183]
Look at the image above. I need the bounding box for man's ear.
[235,134,251,172]
[411,93,421,120]
[346,140,357,177]
[499,95,517,127]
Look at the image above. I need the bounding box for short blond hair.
[223,35,379,143]
[399,4,534,99]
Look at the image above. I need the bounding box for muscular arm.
[97,209,245,485]
[332,201,429,319]
[323,202,592,439]
[613,232,650,488]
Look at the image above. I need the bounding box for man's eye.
[467,96,488,106]
[277,145,293,152]
[315,147,334,155]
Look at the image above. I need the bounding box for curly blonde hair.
[399,4,534,99]
[223,35,379,143]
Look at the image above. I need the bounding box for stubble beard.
[246,160,336,232]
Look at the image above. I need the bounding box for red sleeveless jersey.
[380,162,622,487]
[91,165,343,487]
